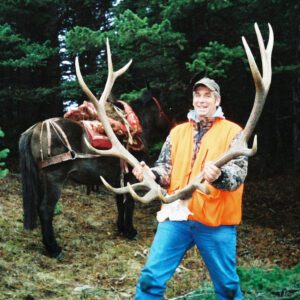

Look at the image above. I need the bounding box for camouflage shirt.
[151,115,248,191]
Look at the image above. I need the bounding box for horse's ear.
[140,89,152,105]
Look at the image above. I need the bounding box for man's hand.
[132,161,156,182]
[203,162,221,183]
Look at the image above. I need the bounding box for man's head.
[192,78,221,118]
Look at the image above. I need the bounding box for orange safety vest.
[168,119,244,226]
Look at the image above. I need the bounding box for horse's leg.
[123,195,137,239]
[116,194,126,234]
[116,194,137,239]
[38,172,65,258]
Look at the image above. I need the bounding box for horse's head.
[130,90,174,149]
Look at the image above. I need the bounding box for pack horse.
[19,81,171,258]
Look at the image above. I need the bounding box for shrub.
[0,128,10,179]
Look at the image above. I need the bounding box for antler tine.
[265,23,274,89]
[255,23,267,85]
[99,39,132,105]
[241,23,273,141]
[127,182,167,204]
[101,175,169,204]
[75,56,99,107]
[101,176,151,194]
[254,22,273,91]
[266,24,274,56]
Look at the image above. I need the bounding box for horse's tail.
[19,126,40,230]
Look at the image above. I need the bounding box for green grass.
[239,264,300,299]
[173,264,300,300]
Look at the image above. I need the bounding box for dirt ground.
[0,171,299,299]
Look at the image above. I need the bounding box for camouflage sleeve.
[211,133,248,191]
[150,130,248,191]
[151,135,172,188]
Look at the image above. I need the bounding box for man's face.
[193,85,220,118]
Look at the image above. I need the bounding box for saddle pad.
[81,120,112,149]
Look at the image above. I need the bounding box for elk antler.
[213,23,273,167]
[75,40,169,203]
[76,23,273,203]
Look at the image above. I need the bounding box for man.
[133,78,247,300]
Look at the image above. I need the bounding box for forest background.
[1,0,300,176]
[0,1,300,299]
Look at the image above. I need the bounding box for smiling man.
[193,77,221,118]
[133,78,248,300]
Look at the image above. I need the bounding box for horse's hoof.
[46,246,63,259]
[117,225,138,240]
[55,251,64,261]
[126,230,138,240]
[129,234,138,241]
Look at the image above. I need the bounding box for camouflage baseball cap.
[193,78,220,96]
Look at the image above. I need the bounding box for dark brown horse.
[19,91,172,258]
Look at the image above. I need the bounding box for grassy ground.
[0,172,299,299]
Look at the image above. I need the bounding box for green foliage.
[0,86,58,105]
[186,41,244,78]
[161,0,205,19]
[238,264,300,299]
[178,264,300,299]
[0,128,9,179]
[207,0,234,11]
[161,0,233,20]
[274,64,300,74]
[66,26,106,55]
[0,24,57,68]
[120,88,146,102]
[149,141,165,156]
[111,9,186,52]
[54,202,62,215]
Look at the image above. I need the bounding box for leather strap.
[38,150,102,169]
[38,118,102,169]
[38,151,74,169]
[151,97,174,127]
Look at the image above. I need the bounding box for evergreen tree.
[0,1,61,156]
[0,0,114,160]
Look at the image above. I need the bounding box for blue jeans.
[135,220,242,300]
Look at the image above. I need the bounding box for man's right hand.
[132,161,156,182]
